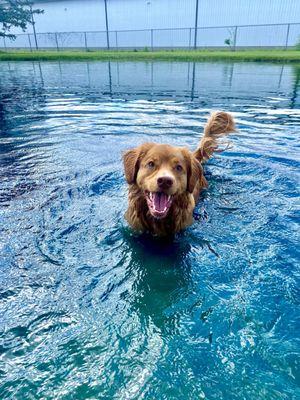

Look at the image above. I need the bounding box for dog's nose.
[157,176,174,189]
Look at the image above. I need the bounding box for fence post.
[284,23,290,50]
[30,6,38,50]
[233,26,237,51]
[193,0,199,49]
[188,27,192,49]
[151,29,153,51]
[115,31,118,49]
[55,33,59,51]
[104,0,110,49]
[28,34,32,52]
[84,32,88,51]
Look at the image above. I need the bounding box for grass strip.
[0,49,300,63]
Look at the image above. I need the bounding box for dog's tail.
[194,111,236,163]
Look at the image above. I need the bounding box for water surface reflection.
[0,60,299,399]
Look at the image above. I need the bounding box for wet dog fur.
[123,112,236,236]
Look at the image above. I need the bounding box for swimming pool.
[0,61,299,399]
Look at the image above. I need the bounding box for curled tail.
[194,111,236,163]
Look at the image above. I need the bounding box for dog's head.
[123,143,204,219]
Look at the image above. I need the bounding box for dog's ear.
[123,143,154,184]
[183,149,207,193]
[123,148,140,184]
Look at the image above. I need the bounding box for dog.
[123,112,236,236]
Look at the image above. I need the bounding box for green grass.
[0,49,300,62]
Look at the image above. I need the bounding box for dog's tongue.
[153,192,168,212]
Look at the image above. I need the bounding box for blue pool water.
[0,61,299,399]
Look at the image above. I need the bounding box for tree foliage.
[0,0,43,39]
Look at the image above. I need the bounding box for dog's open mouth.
[145,191,173,219]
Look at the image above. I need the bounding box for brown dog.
[123,112,236,236]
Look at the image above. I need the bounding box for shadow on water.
[122,231,193,333]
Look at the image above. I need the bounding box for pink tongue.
[153,192,168,211]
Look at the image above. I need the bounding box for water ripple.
[0,61,299,399]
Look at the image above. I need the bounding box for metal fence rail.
[2,23,300,51]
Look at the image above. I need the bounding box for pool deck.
[1,49,300,63]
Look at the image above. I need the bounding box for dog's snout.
[157,176,174,189]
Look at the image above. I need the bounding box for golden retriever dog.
[123,112,236,236]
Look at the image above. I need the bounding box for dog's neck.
[125,185,195,236]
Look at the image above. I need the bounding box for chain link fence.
[1,23,300,51]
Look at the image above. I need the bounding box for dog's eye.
[176,164,183,172]
[147,161,155,168]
